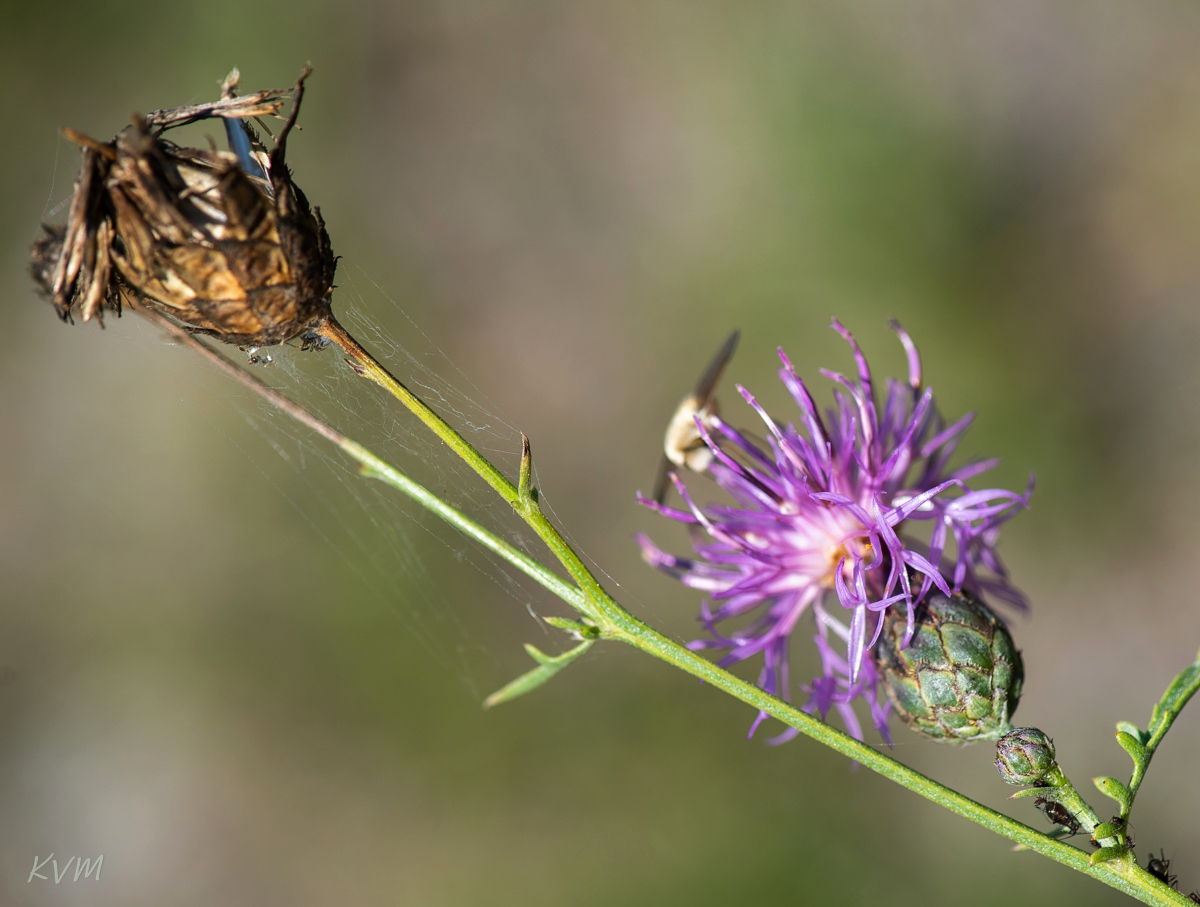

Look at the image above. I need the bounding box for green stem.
[1040,765,1104,838]
[597,599,1189,906]
[317,316,610,614]
[153,311,1191,907]
[1123,652,1200,817]
[140,309,588,615]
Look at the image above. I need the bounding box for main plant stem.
[154,310,1190,907]
[317,317,609,621]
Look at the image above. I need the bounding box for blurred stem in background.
[140,305,1196,907]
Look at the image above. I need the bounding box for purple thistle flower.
[638,320,1032,743]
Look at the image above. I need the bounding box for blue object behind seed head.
[223,117,267,180]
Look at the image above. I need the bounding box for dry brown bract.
[30,67,337,347]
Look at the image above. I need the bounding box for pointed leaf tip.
[518,434,533,501]
[1093,776,1132,811]
[482,639,594,709]
[542,616,601,638]
[1115,720,1143,740]
[1115,731,1147,766]
[1009,786,1060,801]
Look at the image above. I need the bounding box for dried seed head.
[30,67,336,347]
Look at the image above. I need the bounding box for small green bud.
[995,727,1056,784]
[875,591,1023,744]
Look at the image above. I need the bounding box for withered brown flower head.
[31,67,337,347]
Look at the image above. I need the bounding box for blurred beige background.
[2,1,1200,904]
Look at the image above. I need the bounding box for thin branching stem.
[317,316,609,619]
[139,308,586,612]
[147,309,1190,907]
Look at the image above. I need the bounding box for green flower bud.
[995,727,1056,784]
[874,591,1023,745]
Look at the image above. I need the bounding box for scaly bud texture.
[874,592,1023,744]
[995,726,1056,784]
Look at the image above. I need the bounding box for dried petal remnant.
[30,68,336,347]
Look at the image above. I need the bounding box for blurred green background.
[3,1,1200,904]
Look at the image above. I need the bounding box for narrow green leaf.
[1009,786,1062,801]
[1144,661,1200,755]
[482,640,594,709]
[523,644,558,668]
[1115,721,1147,745]
[1115,731,1146,766]
[1115,650,1200,822]
[542,616,601,638]
[518,434,533,501]
[1091,822,1123,840]
[1090,845,1127,866]
[1093,776,1132,810]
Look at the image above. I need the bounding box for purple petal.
[637,320,1030,747]
[889,318,922,390]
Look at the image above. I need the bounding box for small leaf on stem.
[1090,845,1128,867]
[1145,659,1200,753]
[1115,730,1147,768]
[1115,721,1147,745]
[519,434,533,501]
[1010,786,1061,801]
[1115,650,1200,824]
[482,640,594,709]
[542,616,601,638]
[1094,776,1132,811]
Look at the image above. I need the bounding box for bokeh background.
[3,1,1200,904]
